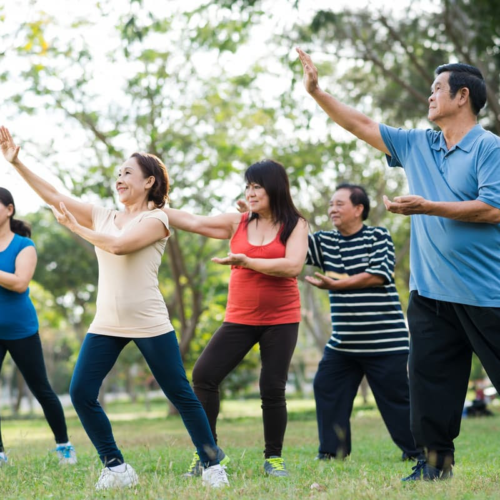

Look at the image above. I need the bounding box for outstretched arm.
[383,195,500,224]
[0,246,37,293]
[0,126,94,228]
[212,219,309,277]
[305,271,385,291]
[296,48,390,155]
[51,203,168,255]
[163,207,241,240]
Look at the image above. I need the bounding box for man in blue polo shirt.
[297,47,500,481]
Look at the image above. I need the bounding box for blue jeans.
[70,331,218,466]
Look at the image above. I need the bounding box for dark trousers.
[408,292,500,467]
[70,331,218,466]
[314,347,420,458]
[0,333,69,451]
[192,322,299,458]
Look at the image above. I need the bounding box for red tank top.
[224,213,301,325]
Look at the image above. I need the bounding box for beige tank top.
[88,205,173,337]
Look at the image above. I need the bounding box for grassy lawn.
[1,398,499,499]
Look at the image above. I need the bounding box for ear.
[145,176,156,189]
[354,204,364,218]
[458,87,470,108]
[6,204,14,217]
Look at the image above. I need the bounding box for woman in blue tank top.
[0,187,76,466]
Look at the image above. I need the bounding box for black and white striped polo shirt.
[307,225,409,356]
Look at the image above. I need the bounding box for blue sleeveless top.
[0,234,38,339]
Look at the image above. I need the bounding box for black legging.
[192,322,299,458]
[0,333,69,451]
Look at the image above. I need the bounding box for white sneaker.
[95,464,139,490]
[202,464,230,488]
[0,452,7,466]
[55,444,77,465]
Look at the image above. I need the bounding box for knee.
[192,363,218,391]
[260,382,286,408]
[70,376,97,408]
[313,369,327,394]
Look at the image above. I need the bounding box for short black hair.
[435,63,486,115]
[335,183,370,220]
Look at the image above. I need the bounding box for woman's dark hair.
[335,183,370,220]
[435,63,486,116]
[0,187,31,237]
[244,159,305,244]
[130,152,170,208]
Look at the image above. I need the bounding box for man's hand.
[383,194,431,216]
[212,252,249,267]
[305,272,338,290]
[296,47,320,95]
[50,202,79,232]
[0,126,20,164]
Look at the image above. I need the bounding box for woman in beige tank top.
[0,126,229,491]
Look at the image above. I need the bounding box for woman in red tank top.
[164,159,308,478]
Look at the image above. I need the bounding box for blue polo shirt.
[0,234,39,339]
[380,123,500,307]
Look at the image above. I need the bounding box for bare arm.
[212,219,309,277]
[51,203,168,255]
[305,271,385,291]
[163,207,241,240]
[296,48,390,155]
[0,246,37,293]
[0,126,94,229]
[383,195,500,224]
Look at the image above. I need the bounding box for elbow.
[109,243,129,255]
[12,282,30,293]
[284,264,303,278]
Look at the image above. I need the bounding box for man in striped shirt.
[306,183,421,461]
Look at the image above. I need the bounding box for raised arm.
[163,207,241,240]
[0,246,37,293]
[296,48,390,155]
[212,219,309,277]
[0,126,94,229]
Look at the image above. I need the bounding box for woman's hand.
[0,126,21,164]
[50,202,80,232]
[212,252,249,267]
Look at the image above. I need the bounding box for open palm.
[0,126,20,163]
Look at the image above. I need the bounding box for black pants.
[314,348,420,458]
[0,333,69,452]
[192,322,298,458]
[408,292,500,467]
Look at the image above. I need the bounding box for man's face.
[327,189,363,231]
[428,72,458,122]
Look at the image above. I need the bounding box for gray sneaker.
[264,456,289,477]
[183,448,230,477]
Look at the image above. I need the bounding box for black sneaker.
[315,453,335,460]
[402,459,453,481]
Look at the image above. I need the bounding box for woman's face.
[0,201,13,228]
[245,181,270,214]
[115,158,154,205]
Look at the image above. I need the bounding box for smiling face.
[115,157,154,205]
[327,189,364,234]
[245,181,270,215]
[428,72,459,123]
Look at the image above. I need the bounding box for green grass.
[1,399,500,499]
